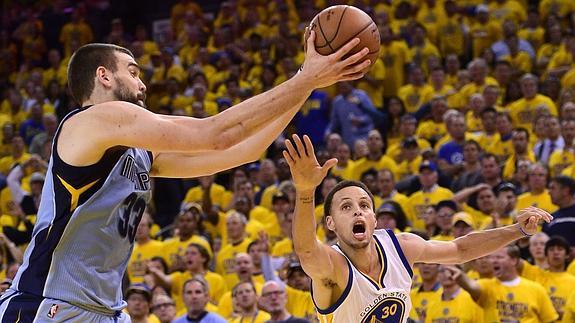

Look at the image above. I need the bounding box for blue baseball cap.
[419,161,438,172]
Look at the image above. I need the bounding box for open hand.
[515,206,553,236]
[298,29,371,89]
[283,135,337,192]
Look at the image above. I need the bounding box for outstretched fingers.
[332,38,362,61]
[292,134,308,158]
[284,139,299,161]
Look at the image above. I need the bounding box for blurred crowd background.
[1,0,575,322]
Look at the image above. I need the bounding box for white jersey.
[313,229,413,323]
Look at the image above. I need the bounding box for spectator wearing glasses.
[151,294,176,323]
[259,281,309,323]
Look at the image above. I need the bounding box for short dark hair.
[324,180,375,218]
[512,127,530,141]
[552,176,575,195]
[545,236,570,256]
[496,111,512,122]
[183,277,209,294]
[481,106,497,117]
[68,43,134,104]
[505,244,521,259]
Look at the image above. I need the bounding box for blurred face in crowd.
[477,188,496,214]
[447,116,466,140]
[233,282,257,311]
[512,130,529,154]
[545,117,561,140]
[419,263,440,282]
[483,86,499,107]
[127,292,150,320]
[185,245,207,272]
[326,133,342,153]
[453,221,472,238]
[321,177,338,200]
[377,170,395,197]
[562,102,575,120]
[473,255,494,277]
[481,110,497,133]
[354,140,368,159]
[528,164,547,192]
[436,206,455,232]
[445,54,460,74]
[237,181,255,200]
[177,209,199,237]
[562,119,575,144]
[419,169,438,190]
[529,233,549,262]
[438,265,456,288]
[183,281,209,314]
[547,245,568,270]
[463,142,480,164]
[400,118,417,137]
[248,240,266,267]
[336,144,351,165]
[422,206,437,227]
[261,282,287,315]
[361,173,378,196]
[431,99,448,121]
[497,189,517,214]
[288,268,311,291]
[135,212,152,242]
[490,248,518,281]
[227,213,246,242]
[367,130,384,155]
[152,295,176,323]
[520,78,538,99]
[496,114,513,135]
[234,253,254,281]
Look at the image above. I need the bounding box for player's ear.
[96,66,112,87]
[326,215,335,231]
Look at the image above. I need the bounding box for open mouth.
[352,222,367,239]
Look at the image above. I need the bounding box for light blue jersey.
[0,106,153,321]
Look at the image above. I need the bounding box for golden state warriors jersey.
[314,229,413,323]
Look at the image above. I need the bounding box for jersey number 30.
[118,192,146,242]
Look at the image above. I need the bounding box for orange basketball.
[304,5,380,70]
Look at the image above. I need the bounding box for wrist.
[515,224,533,237]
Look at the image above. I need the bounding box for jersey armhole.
[386,229,414,278]
[311,257,353,315]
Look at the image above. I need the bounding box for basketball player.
[0,31,371,322]
[284,134,552,323]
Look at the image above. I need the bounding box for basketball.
[304,5,380,71]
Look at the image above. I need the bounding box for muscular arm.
[399,224,524,265]
[149,99,299,177]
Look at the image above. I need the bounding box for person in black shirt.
[545,176,575,247]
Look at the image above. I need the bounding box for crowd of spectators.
[1,0,575,322]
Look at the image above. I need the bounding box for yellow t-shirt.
[350,156,399,181]
[501,51,533,73]
[503,151,536,180]
[437,16,465,56]
[477,277,558,322]
[410,284,442,321]
[563,290,575,323]
[183,184,229,209]
[470,20,502,58]
[508,94,558,133]
[356,59,386,108]
[228,310,271,323]
[381,40,410,97]
[549,149,574,177]
[215,238,253,288]
[170,270,227,313]
[488,0,527,24]
[520,261,575,318]
[217,282,263,320]
[417,120,447,144]
[487,134,514,159]
[398,84,435,113]
[162,235,213,268]
[539,0,575,20]
[270,237,293,258]
[425,289,484,323]
[407,41,440,75]
[286,286,317,320]
[519,27,545,50]
[406,186,454,231]
[516,190,558,213]
[330,161,355,180]
[454,77,499,110]
[127,240,164,284]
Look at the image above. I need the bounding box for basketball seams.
[346,21,377,49]
[316,17,332,51]
[325,5,349,53]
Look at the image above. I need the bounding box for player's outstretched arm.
[397,206,552,265]
[60,32,370,170]
[285,135,346,285]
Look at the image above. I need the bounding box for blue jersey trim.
[386,229,414,278]
[311,246,353,315]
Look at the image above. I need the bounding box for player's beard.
[113,78,146,108]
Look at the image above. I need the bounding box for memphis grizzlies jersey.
[314,229,413,323]
[10,106,153,315]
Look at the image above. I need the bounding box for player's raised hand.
[516,206,553,236]
[283,134,337,192]
[299,30,370,88]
